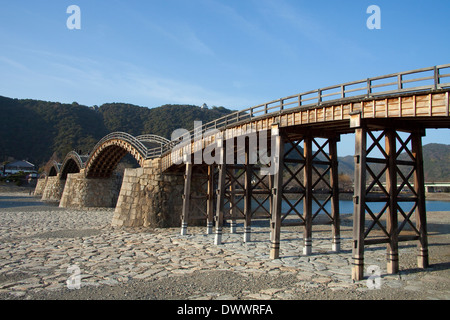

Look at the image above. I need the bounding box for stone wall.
[112,159,184,228]
[41,176,65,202]
[59,171,122,208]
[34,178,48,197]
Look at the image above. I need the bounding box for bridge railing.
[136,134,172,159]
[163,64,450,154]
[136,134,170,145]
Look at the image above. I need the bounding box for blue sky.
[0,0,449,155]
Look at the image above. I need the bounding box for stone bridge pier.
[34,175,48,197]
[111,158,184,228]
[59,169,122,208]
[41,175,66,202]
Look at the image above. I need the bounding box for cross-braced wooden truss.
[352,126,428,280]
[180,128,341,256]
[270,132,340,258]
[179,121,430,281]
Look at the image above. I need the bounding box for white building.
[3,160,36,175]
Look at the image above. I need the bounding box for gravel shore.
[0,189,449,302]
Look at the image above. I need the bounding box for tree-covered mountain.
[420,143,450,182]
[0,95,233,167]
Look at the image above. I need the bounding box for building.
[3,160,36,175]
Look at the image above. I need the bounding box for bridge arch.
[84,132,148,178]
[60,151,88,180]
[47,161,61,177]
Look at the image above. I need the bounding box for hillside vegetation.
[0,96,232,166]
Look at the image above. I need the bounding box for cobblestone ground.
[0,192,449,300]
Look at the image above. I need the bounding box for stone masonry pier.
[59,170,122,209]
[111,159,184,228]
[34,177,47,197]
[41,175,65,203]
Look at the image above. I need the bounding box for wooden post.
[244,146,252,242]
[385,129,399,274]
[206,165,214,234]
[412,130,429,269]
[268,172,274,240]
[329,136,341,252]
[270,132,284,259]
[214,136,226,245]
[303,135,313,255]
[181,162,192,236]
[229,176,237,234]
[352,127,366,281]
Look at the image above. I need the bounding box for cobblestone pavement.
[0,192,449,300]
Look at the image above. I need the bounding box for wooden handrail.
[165,64,450,151]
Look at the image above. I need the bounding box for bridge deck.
[162,89,450,172]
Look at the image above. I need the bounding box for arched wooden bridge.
[43,64,450,281]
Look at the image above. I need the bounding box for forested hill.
[0,95,233,167]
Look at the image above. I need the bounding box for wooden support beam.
[180,162,192,236]
[303,135,313,255]
[206,165,214,235]
[268,173,274,240]
[244,147,252,242]
[229,179,237,234]
[412,131,429,269]
[329,136,341,252]
[352,127,366,281]
[270,133,284,259]
[385,129,399,274]
[214,136,226,245]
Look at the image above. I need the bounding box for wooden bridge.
[37,64,450,281]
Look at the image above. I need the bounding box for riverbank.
[0,191,449,302]
[340,191,450,201]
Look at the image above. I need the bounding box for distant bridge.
[37,64,450,281]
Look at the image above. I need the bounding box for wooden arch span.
[84,132,149,178]
[47,160,61,177]
[59,151,88,180]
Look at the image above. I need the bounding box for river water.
[244,198,450,215]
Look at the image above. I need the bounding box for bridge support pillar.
[330,136,341,253]
[179,163,216,236]
[34,177,48,197]
[60,170,121,208]
[41,175,65,203]
[112,159,184,228]
[351,117,429,281]
[352,126,366,281]
[228,178,237,234]
[269,129,341,259]
[303,135,313,256]
[206,165,215,234]
[214,145,226,245]
[180,163,192,236]
[270,132,284,259]
[413,131,429,269]
[243,147,253,243]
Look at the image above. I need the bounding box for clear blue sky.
[0,0,449,155]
